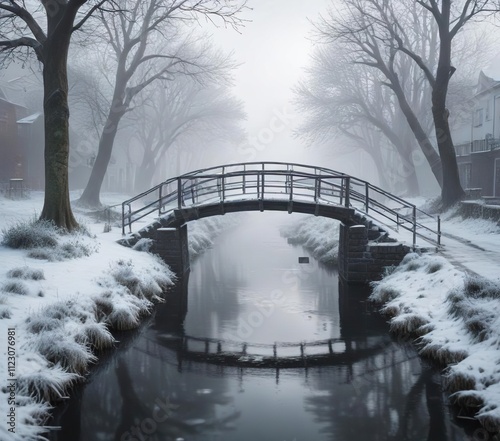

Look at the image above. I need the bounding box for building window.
[474,108,484,126]
[459,163,472,189]
[0,110,7,133]
[486,100,491,121]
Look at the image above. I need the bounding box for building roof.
[0,86,27,111]
[476,71,500,95]
[17,112,42,124]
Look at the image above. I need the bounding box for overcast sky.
[211,2,323,119]
[208,0,338,166]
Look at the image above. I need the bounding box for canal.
[48,212,483,440]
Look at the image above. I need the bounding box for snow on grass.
[0,192,236,440]
[1,217,59,249]
[371,252,500,429]
[440,203,500,235]
[279,216,340,263]
[7,267,45,281]
[188,215,240,259]
[1,216,99,263]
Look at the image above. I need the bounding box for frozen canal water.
[48,213,484,440]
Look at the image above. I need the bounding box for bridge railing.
[122,161,441,247]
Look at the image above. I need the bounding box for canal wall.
[338,223,411,283]
[460,201,500,223]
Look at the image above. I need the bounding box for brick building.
[0,88,27,188]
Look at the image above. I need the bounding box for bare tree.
[295,45,423,195]
[76,0,247,208]
[315,1,444,190]
[0,0,124,229]
[317,0,500,207]
[131,77,245,192]
[0,1,247,226]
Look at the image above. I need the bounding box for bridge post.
[344,177,350,208]
[338,223,369,283]
[338,222,411,283]
[154,225,190,276]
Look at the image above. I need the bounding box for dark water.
[48,213,487,441]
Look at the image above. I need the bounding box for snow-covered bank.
[280,216,340,263]
[371,252,500,430]
[188,215,241,259]
[0,193,237,440]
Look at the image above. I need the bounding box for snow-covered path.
[437,215,500,282]
[364,202,500,281]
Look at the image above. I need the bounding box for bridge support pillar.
[338,223,411,283]
[155,225,190,276]
[154,273,189,330]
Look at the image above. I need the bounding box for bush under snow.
[1,217,98,261]
[7,267,45,280]
[1,218,59,249]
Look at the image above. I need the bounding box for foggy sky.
[204,0,385,183]
[208,0,336,164]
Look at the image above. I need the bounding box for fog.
[206,0,376,178]
[2,1,500,198]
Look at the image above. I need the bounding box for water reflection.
[47,213,483,440]
[305,282,460,441]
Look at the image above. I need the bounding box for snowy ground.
[281,206,500,431]
[0,191,235,441]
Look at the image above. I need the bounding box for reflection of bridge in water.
[156,333,394,369]
[151,278,395,371]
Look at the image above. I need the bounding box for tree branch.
[0,3,47,44]
[0,36,43,61]
[73,0,112,32]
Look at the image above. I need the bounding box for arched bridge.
[120,161,441,282]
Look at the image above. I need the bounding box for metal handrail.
[122,161,441,247]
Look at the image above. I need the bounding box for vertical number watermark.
[6,328,16,434]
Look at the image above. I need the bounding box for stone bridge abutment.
[338,222,411,283]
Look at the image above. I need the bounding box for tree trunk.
[134,154,156,194]
[366,115,420,195]
[432,10,465,208]
[39,35,79,230]
[370,149,391,190]
[399,139,420,197]
[390,78,443,188]
[77,89,126,208]
[432,95,464,206]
